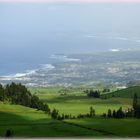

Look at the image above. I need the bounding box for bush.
[5,129,13,137]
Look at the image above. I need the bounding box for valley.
[0,85,140,137]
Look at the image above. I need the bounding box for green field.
[0,86,140,137]
[101,86,140,99]
[43,95,132,115]
[66,118,140,137]
[34,88,132,115]
[0,102,103,137]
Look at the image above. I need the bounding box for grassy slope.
[66,118,140,137]
[101,86,140,99]
[0,102,102,137]
[48,97,132,116]
[1,102,140,137]
[1,86,140,137]
[33,87,132,115]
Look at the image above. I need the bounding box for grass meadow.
[31,87,132,116]
[0,87,140,137]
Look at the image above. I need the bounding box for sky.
[0,0,140,3]
[0,1,140,75]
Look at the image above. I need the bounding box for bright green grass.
[0,102,103,137]
[38,92,132,115]
[48,98,132,116]
[28,87,61,95]
[66,118,140,137]
[1,86,140,137]
[1,102,140,137]
[0,102,50,122]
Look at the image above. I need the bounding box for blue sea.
[1,3,140,76]
[0,36,140,77]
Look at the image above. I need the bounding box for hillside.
[101,86,140,99]
[0,85,140,137]
[0,102,102,137]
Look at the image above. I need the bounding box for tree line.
[51,106,96,120]
[84,89,100,98]
[0,82,50,114]
[51,93,140,120]
[101,93,140,119]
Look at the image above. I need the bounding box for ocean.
[0,35,140,77]
[1,3,140,77]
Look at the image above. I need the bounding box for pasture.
[0,102,102,137]
[66,118,140,137]
[0,86,140,137]
[101,86,140,99]
[32,87,133,116]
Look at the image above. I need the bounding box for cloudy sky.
[0,0,140,75]
[0,0,140,3]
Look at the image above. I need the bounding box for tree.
[87,90,100,98]
[126,108,133,117]
[132,93,140,117]
[31,95,40,109]
[103,88,110,93]
[112,110,116,118]
[5,129,13,137]
[51,109,59,119]
[116,107,124,118]
[135,106,140,118]
[102,113,106,118]
[0,82,50,114]
[133,93,138,110]
[89,106,95,117]
[107,109,112,118]
[0,84,4,101]
[57,115,63,120]
[42,103,50,114]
